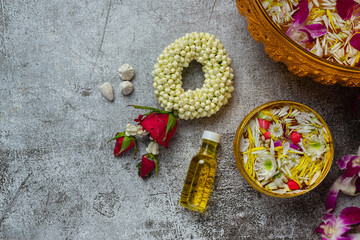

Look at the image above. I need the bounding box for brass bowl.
[233,101,334,198]
[235,0,360,87]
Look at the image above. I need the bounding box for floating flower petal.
[350,33,360,51]
[336,0,359,20]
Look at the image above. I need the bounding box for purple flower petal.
[326,177,342,213]
[337,155,358,170]
[299,28,314,43]
[290,143,300,150]
[336,0,359,20]
[304,24,327,38]
[274,140,282,147]
[314,223,326,234]
[293,0,309,25]
[356,176,360,192]
[339,207,360,225]
[340,176,358,196]
[343,157,360,179]
[350,33,360,51]
[322,212,337,224]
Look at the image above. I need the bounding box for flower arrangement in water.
[240,103,332,195]
[262,0,360,67]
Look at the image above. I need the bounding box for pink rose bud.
[113,133,135,157]
[137,154,158,179]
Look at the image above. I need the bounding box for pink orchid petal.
[340,176,357,195]
[339,207,360,225]
[293,0,309,25]
[337,155,358,170]
[356,176,360,192]
[342,176,360,196]
[323,213,337,224]
[336,0,359,20]
[326,177,342,213]
[299,28,314,43]
[343,157,360,179]
[350,33,360,51]
[304,24,327,38]
[314,223,326,234]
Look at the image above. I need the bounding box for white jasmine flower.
[254,152,278,181]
[269,123,284,138]
[146,141,159,155]
[125,124,139,136]
[137,127,148,136]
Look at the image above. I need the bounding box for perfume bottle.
[179,130,220,213]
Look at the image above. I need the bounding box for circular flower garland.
[152,32,234,120]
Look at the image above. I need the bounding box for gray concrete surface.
[1,0,359,239]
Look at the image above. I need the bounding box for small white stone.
[118,64,135,81]
[119,81,134,95]
[98,82,114,101]
[199,160,204,164]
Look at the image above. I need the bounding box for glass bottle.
[179,130,220,213]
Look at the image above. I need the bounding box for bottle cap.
[202,130,221,143]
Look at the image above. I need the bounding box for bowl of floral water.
[233,101,334,197]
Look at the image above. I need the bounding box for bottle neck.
[198,139,218,156]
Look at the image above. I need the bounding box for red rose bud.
[139,112,177,148]
[112,133,135,157]
[137,154,158,179]
[291,131,301,144]
[258,118,270,130]
[288,179,300,190]
[264,131,271,140]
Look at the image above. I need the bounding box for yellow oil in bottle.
[179,131,220,213]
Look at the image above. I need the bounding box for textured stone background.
[0,0,359,239]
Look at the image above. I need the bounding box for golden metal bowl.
[235,0,360,87]
[233,101,334,198]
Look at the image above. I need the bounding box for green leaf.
[136,162,141,176]
[108,132,126,143]
[116,136,133,156]
[129,105,170,114]
[163,113,177,141]
[147,154,158,176]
